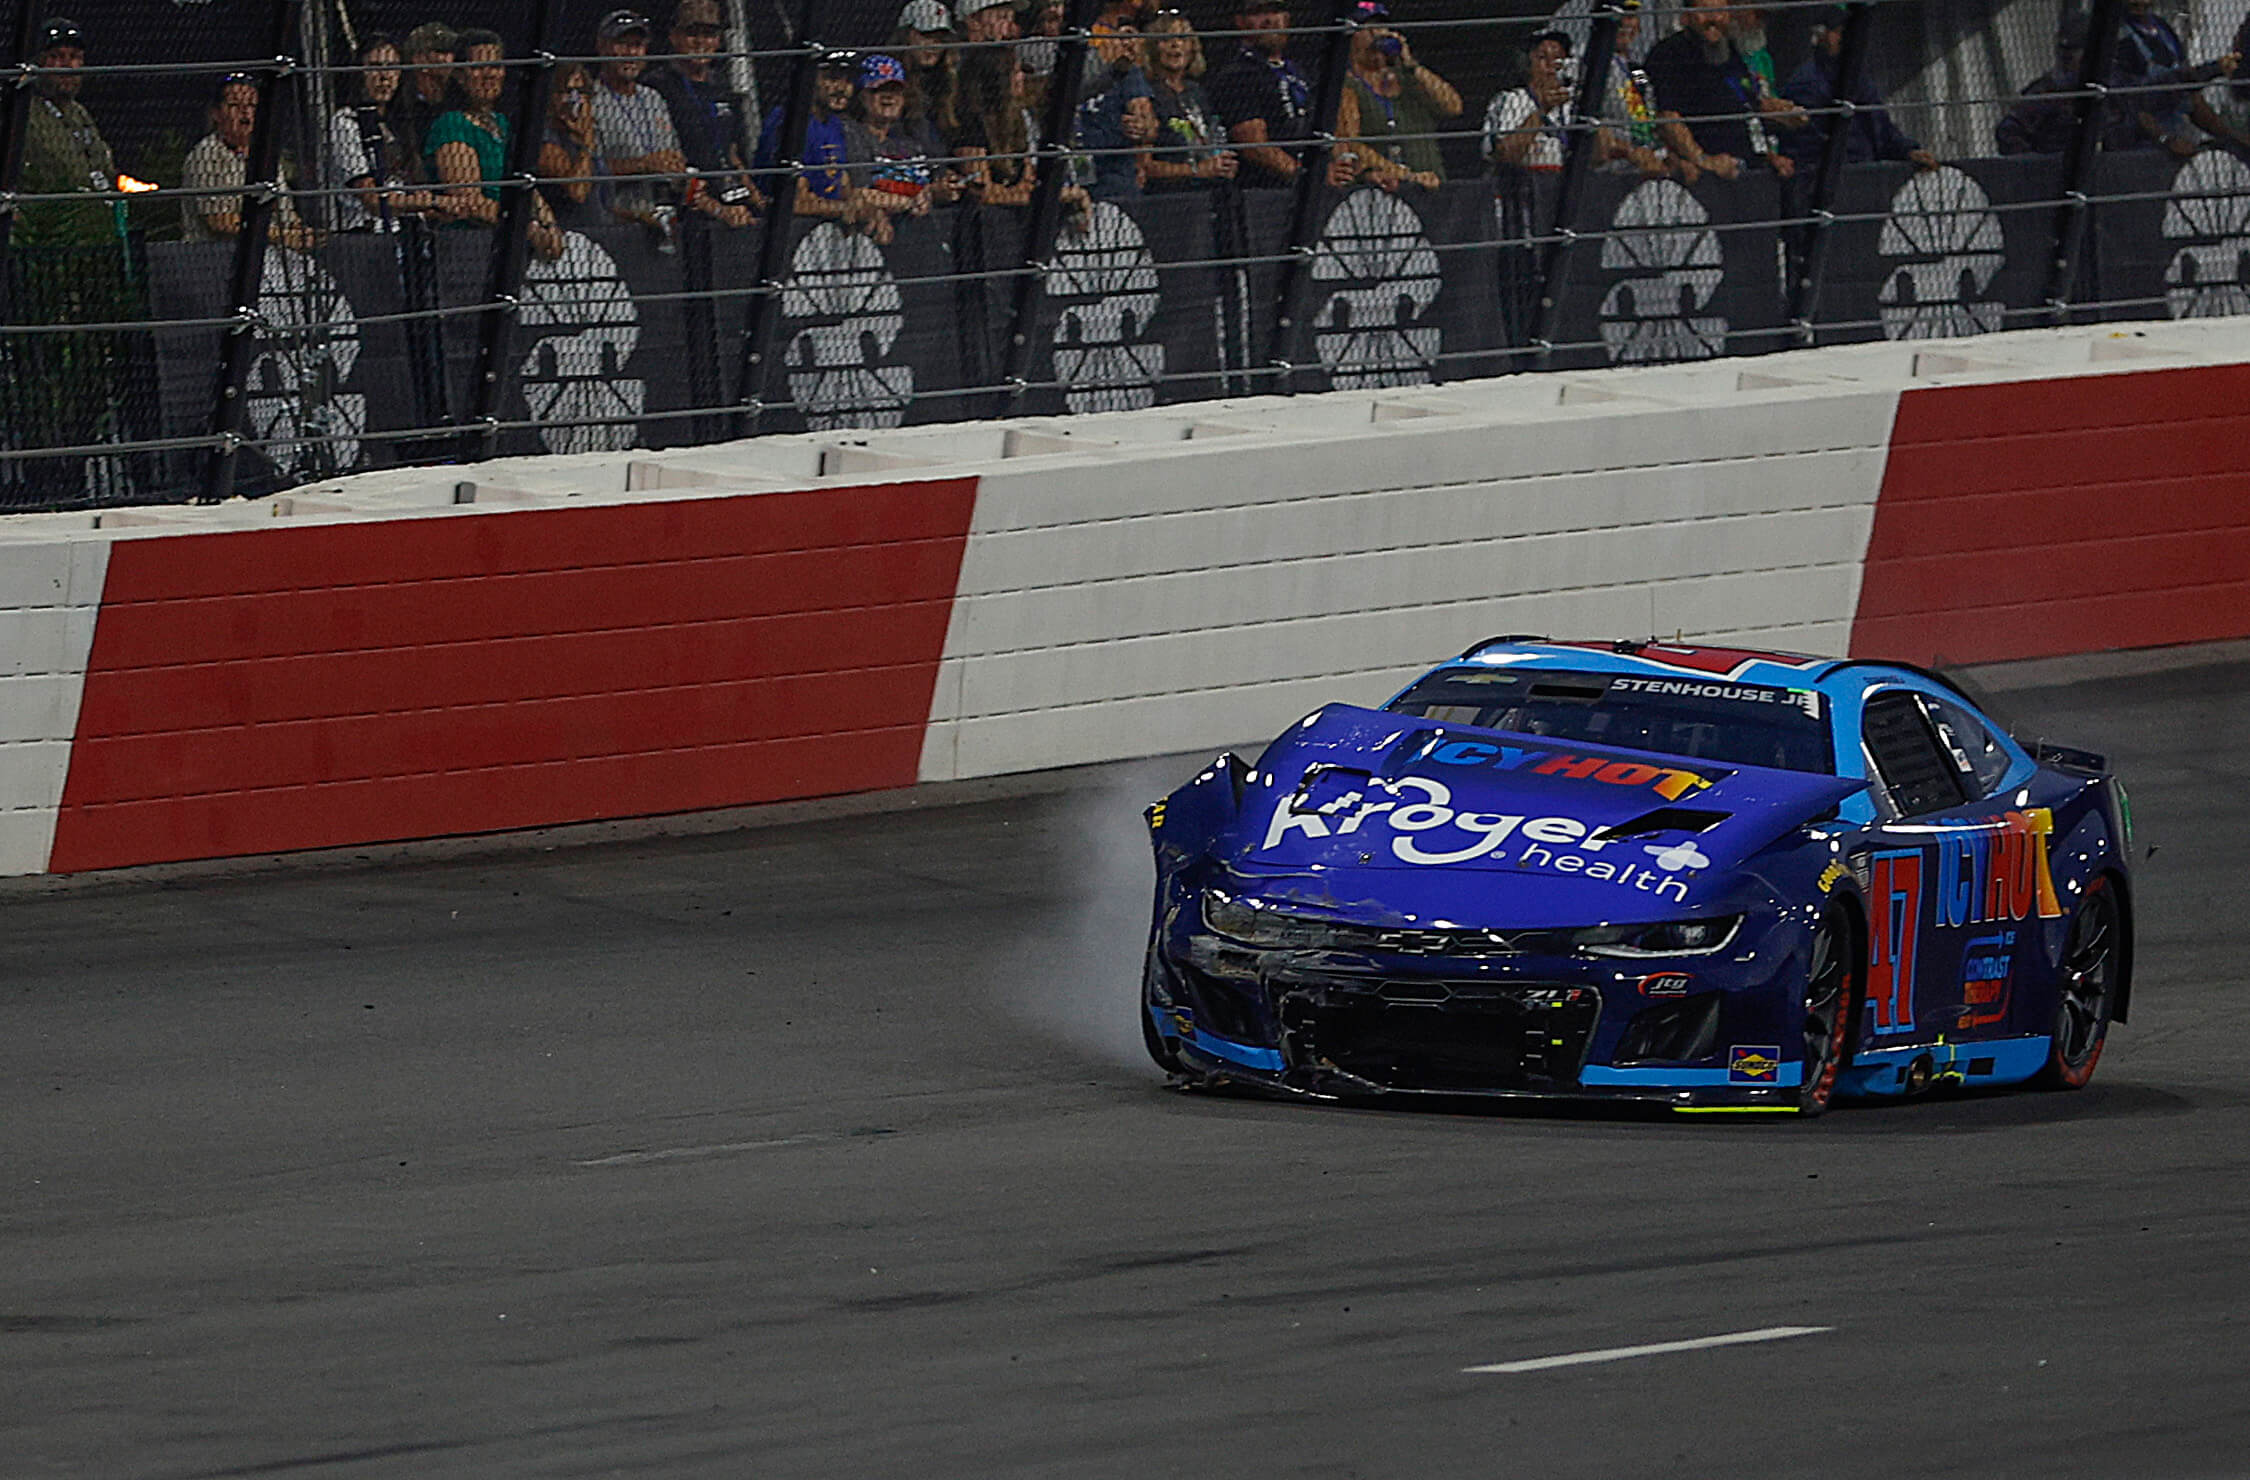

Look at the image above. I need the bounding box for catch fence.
[3,0,2247,510]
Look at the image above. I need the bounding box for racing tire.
[1140,948,1185,1076]
[2033,875,2120,1091]
[1798,908,1858,1116]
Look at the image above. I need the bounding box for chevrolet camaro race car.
[1141,639,2134,1114]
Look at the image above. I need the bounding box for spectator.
[17,16,118,244]
[1209,0,1316,189]
[848,53,961,242]
[538,62,604,230]
[1335,1,1462,191]
[1139,11,1236,192]
[399,21,460,177]
[890,0,959,140]
[590,10,689,238]
[645,0,759,226]
[1781,5,1936,173]
[1730,6,1776,94]
[328,34,442,232]
[2109,0,2241,156]
[1021,0,1067,107]
[1996,11,2087,156]
[1085,0,1154,99]
[1483,30,1576,174]
[958,0,1019,46]
[1591,1,1672,175]
[759,49,861,221]
[1073,60,1157,200]
[952,44,1058,207]
[1644,0,1794,181]
[181,73,314,247]
[427,29,564,256]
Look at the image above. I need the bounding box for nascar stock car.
[1141,639,2133,1114]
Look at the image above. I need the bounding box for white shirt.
[1483,86,1571,171]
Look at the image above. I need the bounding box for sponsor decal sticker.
[1607,677,1821,718]
[1729,1045,1783,1083]
[1957,928,2016,1029]
[1818,861,1850,894]
[1639,972,1693,998]
[1934,808,2064,926]
[1867,848,1923,1034]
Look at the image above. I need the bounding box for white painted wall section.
[0,535,110,875]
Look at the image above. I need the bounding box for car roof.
[1437,638,1974,706]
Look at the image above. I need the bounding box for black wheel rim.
[2056,886,2118,1066]
[1802,918,1849,1105]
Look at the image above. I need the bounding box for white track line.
[574,1135,818,1168]
[1463,1325,1833,1374]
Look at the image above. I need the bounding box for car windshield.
[1386,667,1835,775]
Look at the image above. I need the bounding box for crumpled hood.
[1215,704,1862,920]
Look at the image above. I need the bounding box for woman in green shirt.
[426,28,561,256]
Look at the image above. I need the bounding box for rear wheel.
[2034,876,2120,1090]
[1798,910,1857,1116]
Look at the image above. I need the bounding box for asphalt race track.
[8,651,2249,1480]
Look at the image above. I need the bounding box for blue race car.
[1142,639,2133,1115]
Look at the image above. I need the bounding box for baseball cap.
[898,0,953,32]
[597,9,652,41]
[672,0,723,29]
[955,0,1012,22]
[1349,1,1388,21]
[1527,28,1572,55]
[404,20,458,57]
[817,46,859,71]
[36,15,84,52]
[859,52,908,87]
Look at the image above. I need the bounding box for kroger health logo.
[1047,201,1164,413]
[2163,150,2250,319]
[1308,188,1441,389]
[1878,166,2004,340]
[1597,180,1726,363]
[779,221,913,430]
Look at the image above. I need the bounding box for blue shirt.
[756,106,851,200]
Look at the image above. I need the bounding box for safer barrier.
[0,315,2243,876]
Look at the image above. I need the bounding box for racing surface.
[7,651,2248,1479]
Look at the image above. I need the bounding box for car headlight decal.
[1569,915,1744,958]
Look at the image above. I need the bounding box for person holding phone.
[1334,0,1460,191]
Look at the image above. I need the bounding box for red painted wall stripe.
[51,479,978,872]
[1852,365,2250,666]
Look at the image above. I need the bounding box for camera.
[1376,32,1403,59]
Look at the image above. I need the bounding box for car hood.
[1214,704,1864,924]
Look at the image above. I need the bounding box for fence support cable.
[1532,4,1624,371]
[1001,0,1097,413]
[736,0,822,435]
[1267,0,1356,395]
[468,11,560,462]
[2047,0,2128,325]
[1786,0,1875,345]
[202,0,300,503]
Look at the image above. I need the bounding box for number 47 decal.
[1866,850,1922,1035]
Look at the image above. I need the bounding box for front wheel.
[2034,875,2120,1090]
[1798,909,1858,1116]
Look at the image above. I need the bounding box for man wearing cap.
[592,11,691,234]
[400,21,459,177]
[1334,1,1462,191]
[181,73,313,248]
[1209,0,1315,188]
[17,17,118,245]
[757,50,861,220]
[645,0,759,225]
[1781,7,1935,174]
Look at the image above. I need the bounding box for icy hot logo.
[519,232,643,454]
[1309,188,1441,389]
[1597,180,1726,363]
[246,251,365,477]
[1047,201,1164,413]
[2162,151,2250,319]
[779,222,913,430]
[1878,166,2004,341]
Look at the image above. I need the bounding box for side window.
[1923,695,2014,798]
[1862,690,1968,817]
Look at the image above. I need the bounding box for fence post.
[0,0,38,271]
[202,0,300,503]
[1531,5,1623,371]
[736,0,821,436]
[1785,0,1874,345]
[1000,4,1096,413]
[467,8,559,462]
[2046,0,2127,325]
[1266,0,1356,395]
